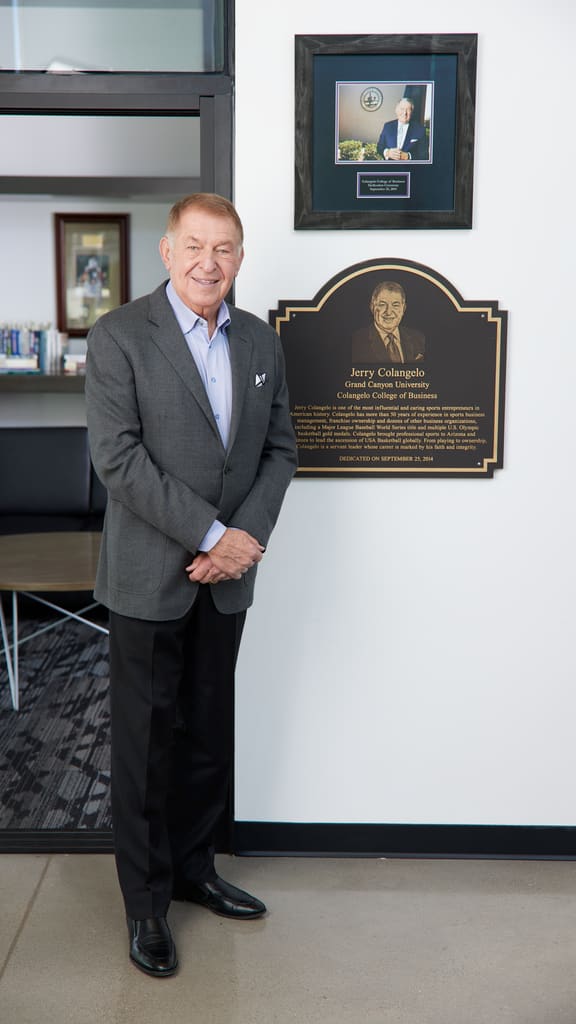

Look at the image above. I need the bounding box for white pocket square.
[255,373,267,387]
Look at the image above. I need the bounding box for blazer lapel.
[227,313,253,453]
[147,284,222,444]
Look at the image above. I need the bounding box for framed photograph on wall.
[295,34,477,230]
[54,214,130,336]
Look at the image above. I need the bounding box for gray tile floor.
[1,853,576,1023]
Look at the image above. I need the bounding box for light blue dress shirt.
[166,281,230,551]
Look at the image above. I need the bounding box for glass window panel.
[0,0,224,73]
[0,115,201,177]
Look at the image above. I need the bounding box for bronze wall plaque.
[271,259,507,477]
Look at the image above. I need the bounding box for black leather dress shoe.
[172,876,266,919]
[127,916,178,977]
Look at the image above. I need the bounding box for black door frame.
[0,8,235,854]
[0,73,232,200]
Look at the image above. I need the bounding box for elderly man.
[377,98,429,161]
[352,280,426,363]
[86,193,297,978]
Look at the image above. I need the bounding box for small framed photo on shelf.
[54,213,130,336]
[295,33,477,230]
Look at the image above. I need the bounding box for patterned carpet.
[0,608,112,831]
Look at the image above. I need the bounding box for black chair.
[0,426,106,534]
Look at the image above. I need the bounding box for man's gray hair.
[370,281,406,308]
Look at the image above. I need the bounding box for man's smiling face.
[396,100,414,124]
[371,287,406,335]
[159,207,244,322]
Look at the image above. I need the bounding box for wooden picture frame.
[54,214,130,336]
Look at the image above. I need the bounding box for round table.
[0,532,107,710]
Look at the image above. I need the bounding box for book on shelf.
[0,355,40,373]
[0,324,70,373]
[63,352,87,374]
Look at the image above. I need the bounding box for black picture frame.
[295,34,477,230]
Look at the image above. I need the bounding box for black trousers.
[108,586,246,919]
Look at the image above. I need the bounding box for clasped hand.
[186,528,264,585]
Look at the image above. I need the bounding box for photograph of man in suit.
[352,280,426,363]
[377,98,429,162]
[86,193,297,978]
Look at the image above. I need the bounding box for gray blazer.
[85,283,297,621]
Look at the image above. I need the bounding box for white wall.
[0,195,169,428]
[0,197,169,326]
[233,0,576,825]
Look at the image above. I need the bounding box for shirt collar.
[375,324,400,345]
[166,280,231,336]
